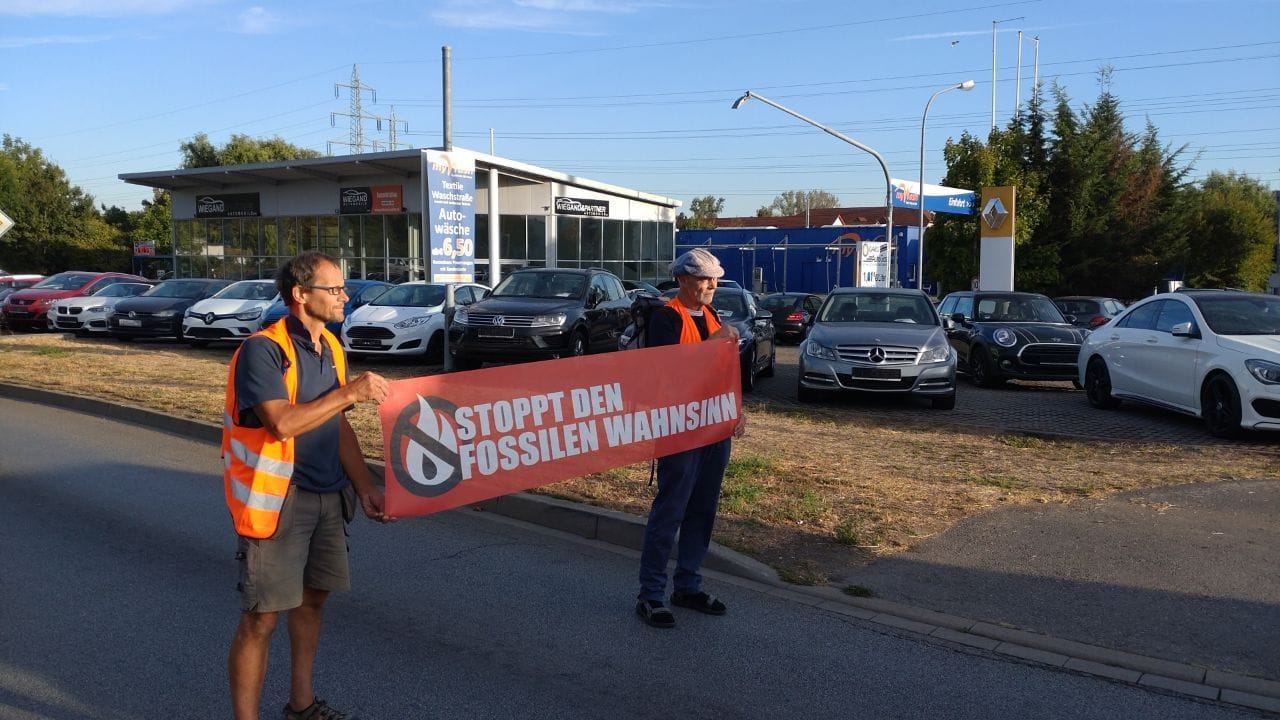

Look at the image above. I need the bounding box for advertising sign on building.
[195,193,261,218]
[340,185,404,215]
[132,241,156,257]
[424,150,476,283]
[890,179,975,215]
[554,196,610,218]
[858,241,891,288]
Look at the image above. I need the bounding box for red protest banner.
[379,339,741,518]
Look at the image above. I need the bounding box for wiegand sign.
[379,340,741,518]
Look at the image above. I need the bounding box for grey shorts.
[237,485,351,613]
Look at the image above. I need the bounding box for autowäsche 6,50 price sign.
[425,149,476,283]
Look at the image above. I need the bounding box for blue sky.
[1,0,1277,217]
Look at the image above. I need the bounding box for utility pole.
[1033,35,1041,106]
[1015,30,1023,120]
[991,16,1025,130]
[329,64,377,155]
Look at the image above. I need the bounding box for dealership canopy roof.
[119,147,680,209]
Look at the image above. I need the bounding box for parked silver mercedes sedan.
[797,287,957,409]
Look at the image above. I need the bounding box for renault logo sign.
[982,197,1009,230]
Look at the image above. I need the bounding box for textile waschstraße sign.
[424,149,476,283]
[379,340,741,518]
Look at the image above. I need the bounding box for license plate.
[477,327,515,338]
[118,318,141,327]
[9,309,30,316]
[852,367,900,380]
[351,338,383,348]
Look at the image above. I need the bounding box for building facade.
[120,148,679,287]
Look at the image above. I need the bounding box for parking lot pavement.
[757,345,1278,449]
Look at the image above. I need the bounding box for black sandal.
[635,599,676,628]
[671,591,727,615]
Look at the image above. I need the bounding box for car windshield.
[92,284,147,298]
[974,296,1067,323]
[31,272,96,290]
[711,291,749,320]
[760,295,802,311]
[216,281,277,301]
[1056,299,1099,315]
[372,283,447,308]
[1193,295,1280,335]
[145,281,214,299]
[491,272,586,299]
[819,293,937,324]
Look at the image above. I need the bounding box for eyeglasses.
[304,284,347,296]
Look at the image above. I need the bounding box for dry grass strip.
[2,332,1275,584]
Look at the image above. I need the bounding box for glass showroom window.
[527,215,547,262]
[558,216,581,267]
[581,218,603,265]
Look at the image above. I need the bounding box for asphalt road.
[0,397,1261,720]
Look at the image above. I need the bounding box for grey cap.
[669,248,725,278]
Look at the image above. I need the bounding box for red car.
[2,271,150,331]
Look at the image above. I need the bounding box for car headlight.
[1244,359,1280,385]
[453,308,469,325]
[394,316,433,329]
[83,304,106,313]
[805,341,838,361]
[34,298,54,307]
[235,308,263,321]
[737,335,749,349]
[992,327,1018,347]
[530,313,566,328]
[919,340,951,363]
[154,309,176,318]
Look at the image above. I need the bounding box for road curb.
[3,380,1276,715]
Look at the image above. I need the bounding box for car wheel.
[188,339,209,349]
[1084,358,1121,409]
[760,347,775,378]
[931,393,956,410]
[1202,374,1243,439]
[796,378,816,403]
[425,331,444,365]
[570,331,588,358]
[968,346,1004,388]
[741,356,756,392]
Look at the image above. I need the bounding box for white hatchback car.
[1078,289,1280,438]
[50,282,154,334]
[181,279,280,346]
[342,281,488,362]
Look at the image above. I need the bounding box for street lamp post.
[732,91,892,288]
[991,16,1025,130]
[918,80,976,293]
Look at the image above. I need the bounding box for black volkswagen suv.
[448,268,631,369]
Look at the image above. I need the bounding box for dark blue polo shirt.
[646,306,711,347]
[234,315,348,493]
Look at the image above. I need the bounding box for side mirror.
[942,317,955,330]
[950,312,966,324]
[1170,321,1200,338]
[755,309,772,322]
[1063,314,1078,325]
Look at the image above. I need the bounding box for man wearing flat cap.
[635,247,746,629]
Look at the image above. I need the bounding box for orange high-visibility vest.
[222,318,348,539]
[665,298,722,344]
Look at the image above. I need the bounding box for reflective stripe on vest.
[665,298,722,344]
[221,318,348,538]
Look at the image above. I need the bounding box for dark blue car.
[261,279,394,337]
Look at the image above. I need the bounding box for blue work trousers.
[637,438,731,602]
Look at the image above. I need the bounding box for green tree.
[1182,172,1277,290]
[180,132,321,169]
[0,135,126,273]
[765,189,840,216]
[686,195,725,230]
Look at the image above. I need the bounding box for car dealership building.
[120,148,679,287]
